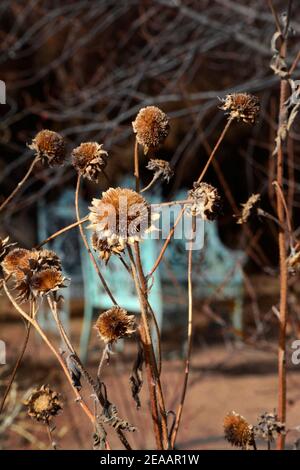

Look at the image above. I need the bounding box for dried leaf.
[129,341,144,409]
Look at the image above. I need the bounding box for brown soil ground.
[1,303,300,450]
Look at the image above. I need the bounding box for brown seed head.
[132,106,169,154]
[1,248,34,279]
[95,307,135,344]
[89,187,155,245]
[146,159,174,183]
[188,182,221,220]
[72,142,108,182]
[29,130,66,166]
[221,93,259,124]
[224,411,254,448]
[91,232,125,264]
[24,385,63,423]
[253,412,285,442]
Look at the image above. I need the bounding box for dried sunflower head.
[224,411,254,449]
[72,142,108,182]
[132,106,169,154]
[94,307,135,344]
[16,268,67,303]
[254,412,285,443]
[187,182,221,220]
[146,159,174,183]
[24,385,63,423]
[1,248,34,280]
[236,193,260,224]
[0,236,16,264]
[29,130,66,166]
[29,249,62,272]
[220,93,259,124]
[88,187,158,246]
[91,232,125,264]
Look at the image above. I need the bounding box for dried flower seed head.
[1,248,33,280]
[224,411,254,449]
[253,412,285,442]
[29,249,62,272]
[146,159,174,183]
[187,182,221,220]
[91,232,125,264]
[132,106,169,154]
[29,130,66,166]
[236,193,260,224]
[89,187,158,246]
[287,242,300,275]
[94,307,135,344]
[0,236,16,264]
[221,93,259,124]
[72,142,108,182]
[15,268,67,303]
[24,385,63,423]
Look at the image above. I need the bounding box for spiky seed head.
[224,411,254,449]
[24,385,63,423]
[132,106,169,154]
[29,130,66,166]
[94,307,135,344]
[91,232,125,264]
[221,93,259,124]
[72,142,108,182]
[1,248,35,280]
[188,182,221,220]
[236,193,260,224]
[88,187,157,246]
[146,159,174,183]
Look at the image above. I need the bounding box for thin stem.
[197,118,233,183]
[46,421,57,450]
[170,217,195,448]
[75,175,117,305]
[275,37,290,451]
[134,138,140,192]
[127,246,163,450]
[0,304,33,415]
[141,174,159,193]
[2,282,96,427]
[36,216,89,249]
[0,156,39,213]
[273,180,294,248]
[97,345,109,382]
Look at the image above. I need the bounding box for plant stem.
[0,156,39,213]
[75,175,117,305]
[197,118,233,183]
[134,138,140,192]
[170,217,195,448]
[36,216,89,249]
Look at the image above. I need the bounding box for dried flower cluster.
[1,248,66,302]
[29,130,66,166]
[132,106,169,154]
[236,193,261,224]
[253,412,285,443]
[94,307,135,344]
[24,385,63,423]
[91,232,124,264]
[188,182,221,220]
[146,159,173,183]
[221,93,260,124]
[224,411,254,449]
[72,142,108,182]
[89,187,157,248]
